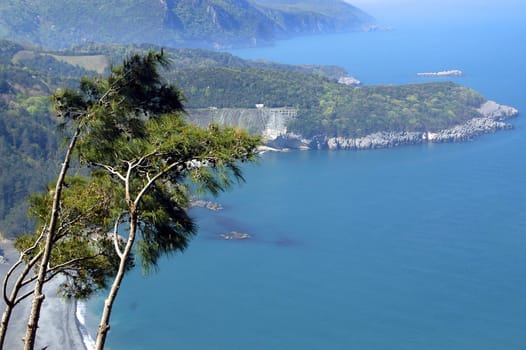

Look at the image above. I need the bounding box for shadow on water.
[194,207,304,248]
[270,236,303,248]
[204,232,303,248]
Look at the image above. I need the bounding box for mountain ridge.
[0,0,375,49]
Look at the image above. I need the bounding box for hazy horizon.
[347,0,524,24]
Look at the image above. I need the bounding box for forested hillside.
[0,0,374,49]
[0,40,95,235]
[65,42,348,79]
[171,67,486,137]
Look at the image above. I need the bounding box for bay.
[84,4,526,349]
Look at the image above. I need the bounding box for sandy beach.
[0,240,87,350]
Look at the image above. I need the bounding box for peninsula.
[188,100,518,151]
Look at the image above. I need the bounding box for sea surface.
[84,6,526,350]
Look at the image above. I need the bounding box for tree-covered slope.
[0,40,97,235]
[0,0,374,49]
[170,66,487,137]
[64,42,348,79]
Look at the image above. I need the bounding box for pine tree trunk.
[1,268,29,348]
[23,129,79,350]
[94,211,137,350]
[0,302,13,348]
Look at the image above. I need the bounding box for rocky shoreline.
[417,69,463,77]
[189,199,223,211]
[264,100,519,151]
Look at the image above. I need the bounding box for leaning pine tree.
[15,67,138,350]
[57,51,261,349]
[1,175,124,350]
[16,48,172,349]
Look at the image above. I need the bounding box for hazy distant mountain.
[0,0,375,49]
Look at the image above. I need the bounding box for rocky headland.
[188,100,518,152]
[264,100,518,150]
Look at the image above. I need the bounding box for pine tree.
[14,50,260,349]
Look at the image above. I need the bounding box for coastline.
[265,101,519,151]
[0,240,88,350]
[76,301,95,350]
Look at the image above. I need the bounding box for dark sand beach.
[0,240,86,350]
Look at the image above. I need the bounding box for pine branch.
[3,227,47,305]
[112,215,125,259]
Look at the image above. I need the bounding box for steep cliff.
[187,107,297,138]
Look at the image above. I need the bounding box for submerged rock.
[190,200,223,211]
[219,231,251,240]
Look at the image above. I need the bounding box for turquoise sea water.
[85,6,526,350]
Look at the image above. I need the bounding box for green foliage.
[14,176,126,299]
[0,43,98,235]
[171,66,329,109]
[103,117,261,272]
[136,181,195,274]
[288,82,486,138]
[0,83,58,234]
[19,96,50,117]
